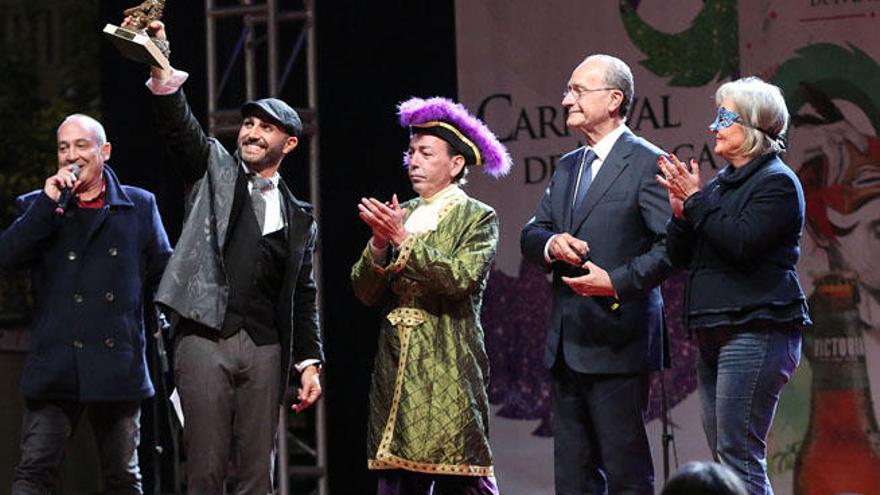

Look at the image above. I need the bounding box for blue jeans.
[696,325,801,495]
[12,399,142,495]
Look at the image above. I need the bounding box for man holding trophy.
[119,12,324,494]
[104,0,170,70]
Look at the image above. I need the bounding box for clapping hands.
[656,154,702,219]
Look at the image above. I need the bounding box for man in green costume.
[351,96,512,495]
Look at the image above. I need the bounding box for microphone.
[155,309,171,374]
[54,164,80,216]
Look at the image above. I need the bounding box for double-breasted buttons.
[105,292,115,302]
[67,251,77,261]
[73,294,83,303]
[108,247,118,256]
[104,338,116,348]
[73,339,84,349]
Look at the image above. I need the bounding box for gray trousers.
[12,399,142,495]
[175,330,281,495]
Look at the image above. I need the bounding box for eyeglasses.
[563,85,617,99]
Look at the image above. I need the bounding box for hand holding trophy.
[103,0,170,70]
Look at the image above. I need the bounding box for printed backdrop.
[454,1,880,493]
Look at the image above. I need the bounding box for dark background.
[97,1,459,493]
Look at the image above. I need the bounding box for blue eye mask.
[708,107,784,148]
[708,107,741,132]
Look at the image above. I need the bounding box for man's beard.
[240,141,283,171]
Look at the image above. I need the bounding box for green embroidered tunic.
[350,187,498,476]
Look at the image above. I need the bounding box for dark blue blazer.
[521,130,673,373]
[0,166,172,401]
[667,153,811,328]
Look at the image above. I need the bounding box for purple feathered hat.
[398,96,512,177]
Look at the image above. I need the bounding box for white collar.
[242,163,281,188]
[420,183,462,205]
[406,185,466,234]
[589,124,628,161]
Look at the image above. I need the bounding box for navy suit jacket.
[521,129,673,373]
[0,166,172,401]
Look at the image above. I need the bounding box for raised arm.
[131,19,212,183]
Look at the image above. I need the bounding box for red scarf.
[76,180,106,209]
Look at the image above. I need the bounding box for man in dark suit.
[134,19,323,494]
[521,54,673,494]
[0,114,172,494]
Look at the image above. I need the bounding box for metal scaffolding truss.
[204,1,325,494]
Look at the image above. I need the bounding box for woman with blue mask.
[655,77,811,494]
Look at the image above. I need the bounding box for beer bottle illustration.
[795,272,880,494]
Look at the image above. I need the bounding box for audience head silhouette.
[660,462,748,495]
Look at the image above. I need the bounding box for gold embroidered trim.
[386,235,416,273]
[368,454,494,477]
[386,307,426,328]
[436,196,464,223]
[378,195,466,276]
[375,323,412,471]
[411,121,483,166]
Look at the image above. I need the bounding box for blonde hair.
[715,77,788,158]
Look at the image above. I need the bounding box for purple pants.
[377,470,499,495]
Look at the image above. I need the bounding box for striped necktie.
[249,176,274,233]
[572,149,597,214]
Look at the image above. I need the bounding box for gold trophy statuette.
[103,0,170,70]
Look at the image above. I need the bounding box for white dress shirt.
[543,124,629,262]
[245,165,284,235]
